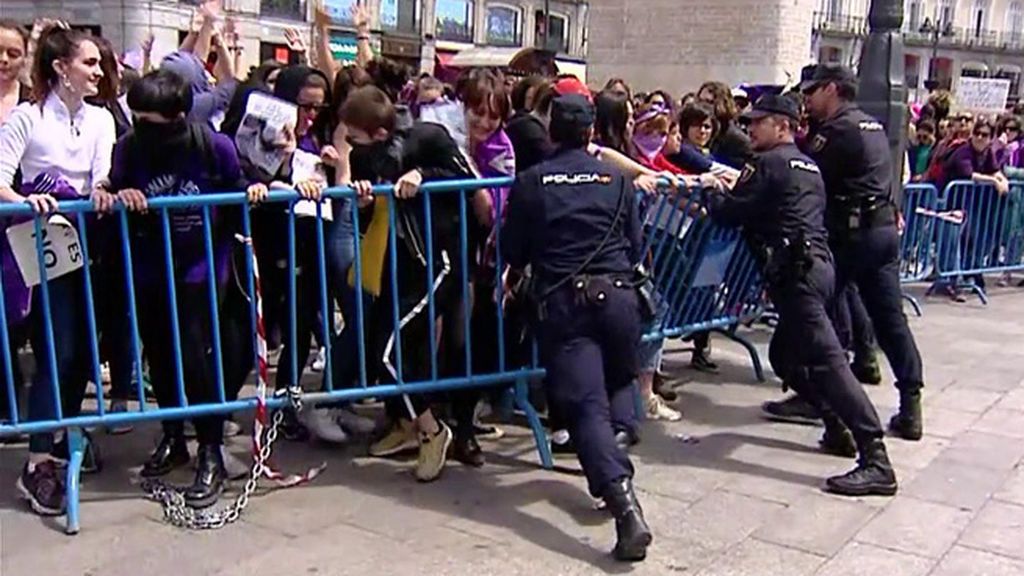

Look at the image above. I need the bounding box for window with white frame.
[937,0,955,29]
[486,4,522,46]
[1008,2,1024,44]
[907,0,923,30]
[972,0,990,36]
[436,0,474,43]
[535,10,569,53]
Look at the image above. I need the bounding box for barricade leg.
[514,376,552,470]
[901,292,923,317]
[65,427,85,535]
[712,326,766,382]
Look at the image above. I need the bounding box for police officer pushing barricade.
[502,92,653,562]
[800,65,925,441]
[705,94,899,497]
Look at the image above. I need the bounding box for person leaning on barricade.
[0,23,115,516]
[703,93,899,498]
[95,68,251,508]
[334,84,482,483]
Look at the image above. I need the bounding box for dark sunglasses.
[298,102,329,113]
[1007,125,1021,132]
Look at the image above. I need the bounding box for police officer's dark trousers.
[767,256,886,450]
[538,278,640,497]
[830,225,924,393]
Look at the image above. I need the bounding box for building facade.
[0,0,589,78]
[814,0,1024,104]
[586,0,817,95]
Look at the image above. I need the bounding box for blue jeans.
[323,199,361,395]
[27,272,90,453]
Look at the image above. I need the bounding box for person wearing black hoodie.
[339,85,483,482]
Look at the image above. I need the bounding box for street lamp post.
[856,0,908,206]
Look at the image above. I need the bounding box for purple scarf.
[474,129,515,223]
[2,173,83,324]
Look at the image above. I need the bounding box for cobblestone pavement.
[2,287,1024,576]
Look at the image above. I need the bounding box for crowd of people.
[0,5,1021,562]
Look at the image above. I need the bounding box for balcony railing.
[261,0,307,20]
[811,12,867,36]
[814,12,1024,53]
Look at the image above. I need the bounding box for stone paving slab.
[2,289,1024,575]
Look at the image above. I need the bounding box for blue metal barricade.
[898,183,940,316]
[639,190,767,381]
[0,177,768,533]
[931,180,1024,304]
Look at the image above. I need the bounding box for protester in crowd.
[89,37,131,137]
[908,119,936,182]
[102,69,249,507]
[0,24,115,516]
[603,77,632,100]
[644,89,673,112]
[1004,115,1023,180]
[243,65,357,444]
[335,85,479,482]
[160,10,237,128]
[631,101,672,170]
[594,89,634,155]
[0,20,30,123]
[507,78,555,172]
[731,87,750,115]
[945,118,1010,193]
[510,74,547,119]
[665,102,721,373]
[0,21,32,429]
[679,92,696,110]
[444,68,517,466]
[696,80,752,169]
[219,60,284,139]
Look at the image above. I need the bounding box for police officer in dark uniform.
[706,94,899,497]
[502,92,652,562]
[800,65,925,441]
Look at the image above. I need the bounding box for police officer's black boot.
[850,350,882,386]
[184,444,227,508]
[825,440,898,497]
[889,389,923,441]
[602,477,653,562]
[819,416,857,458]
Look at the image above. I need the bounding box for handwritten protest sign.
[955,77,1011,113]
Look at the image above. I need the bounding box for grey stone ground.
[2,285,1024,576]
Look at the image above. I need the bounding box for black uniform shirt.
[501,147,642,287]
[803,103,892,204]
[707,142,830,253]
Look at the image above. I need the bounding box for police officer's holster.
[827,195,897,240]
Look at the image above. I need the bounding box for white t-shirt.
[0,93,116,195]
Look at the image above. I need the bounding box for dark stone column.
[856,0,909,206]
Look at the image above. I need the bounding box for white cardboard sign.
[5,215,84,286]
[955,77,1011,113]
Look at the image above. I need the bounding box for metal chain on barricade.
[141,232,326,530]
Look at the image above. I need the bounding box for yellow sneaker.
[368,420,418,457]
[414,421,452,482]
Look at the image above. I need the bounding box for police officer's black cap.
[799,64,858,93]
[741,94,801,122]
[550,94,596,133]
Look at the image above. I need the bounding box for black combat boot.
[850,350,882,385]
[141,433,191,478]
[184,444,227,508]
[888,389,923,441]
[825,440,898,497]
[602,477,653,562]
[819,418,857,458]
[452,430,485,468]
